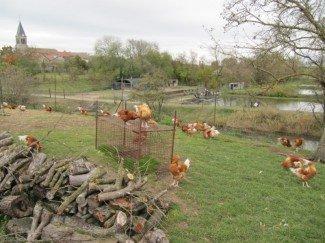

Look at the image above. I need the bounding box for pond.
[184,96,323,113]
[303,138,319,152]
[298,89,323,96]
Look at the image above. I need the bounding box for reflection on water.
[299,89,322,96]
[303,139,319,152]
[276,101,323,113]
[191,96,323,113]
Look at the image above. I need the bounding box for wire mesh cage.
[96,114,175,174]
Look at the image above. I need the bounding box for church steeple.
[15,21,28,50]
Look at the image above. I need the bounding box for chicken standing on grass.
[169,155,191,187]
[2,102,17,110]
[281,155,303,169]
[278,137,304,150]
[203,126,220,139]
[181,123,197,135]
[99,109,110,116]
[17,105,27,112]
[278,137,291,147]
[77,106,87,115]
[290,159,317,187]
[42,105,52,112]
[18,135,43,152]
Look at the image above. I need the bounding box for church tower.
[15,21,28,50]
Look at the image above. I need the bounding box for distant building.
[228,82,245,90]
[112,78,141,90]
[15,21,28,50]
[14,21,89,62]
[169,79,178,87]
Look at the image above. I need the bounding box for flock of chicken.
[278,137,317,187]
[1,102,27,112]
[172,116,220,139]
[3,100,318,188]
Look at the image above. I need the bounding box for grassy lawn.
[32,73,101,94]
[0,109,324,242]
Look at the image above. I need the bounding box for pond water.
[303,139,319,152]
[185,96,323,113]
[298,89,323,96]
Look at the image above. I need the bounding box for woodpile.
[0,131,169,242]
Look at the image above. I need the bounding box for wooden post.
[136,117,142,175]
[122,100,127,148]
[171,110,177,161]
[213,89,217,125]
[49,88,51,98]
[63,89,65,99]
[95,100,99,149]
[54,76,57,109]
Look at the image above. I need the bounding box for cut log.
[27,152,47,174]
[93,176,115,185]
[29,201,43,236]
[27,209,53,241]
[0,131,11,140]
[64,216,115,237]
[46,171,68,200]
[104,214,116,228]
[0,144,17,158]
[132,216,148,234]
[98,178,148,202]
[92,206,114,223]
[139,228,169,243]
[41,223,96,241]
[57,167,106,214]
[5,217,33,237]
[69,173,90,187]
[0,157,31,192]
[115,210,128,234]
[11,183,30,195]
[0,195,33,218]
[0,146,29,168]
[76,190,88,207]
[0,136,13,148]
[86,194,101,214]
[69,158,96,175]
[133,210,165,242]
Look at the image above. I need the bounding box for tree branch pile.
[0,131,170,242]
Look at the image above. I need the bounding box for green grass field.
[0,110,324,242]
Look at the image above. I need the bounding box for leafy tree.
[132,69,168,119]
[224,0,325,162]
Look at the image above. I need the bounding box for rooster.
[290,159,316,187]
[113,109,139,124]
[203,126,220,139]
[42,104,53,112]
[134,104,156,129]
[18,135,43,152]
[169,155,191,187]
[17,105,27,112]
[99,109,110,116]
[77,106,87,115]
[278,137,292,147]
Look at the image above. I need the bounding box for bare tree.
[223,0,325,162]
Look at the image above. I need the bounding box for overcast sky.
[0,0,240,59]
